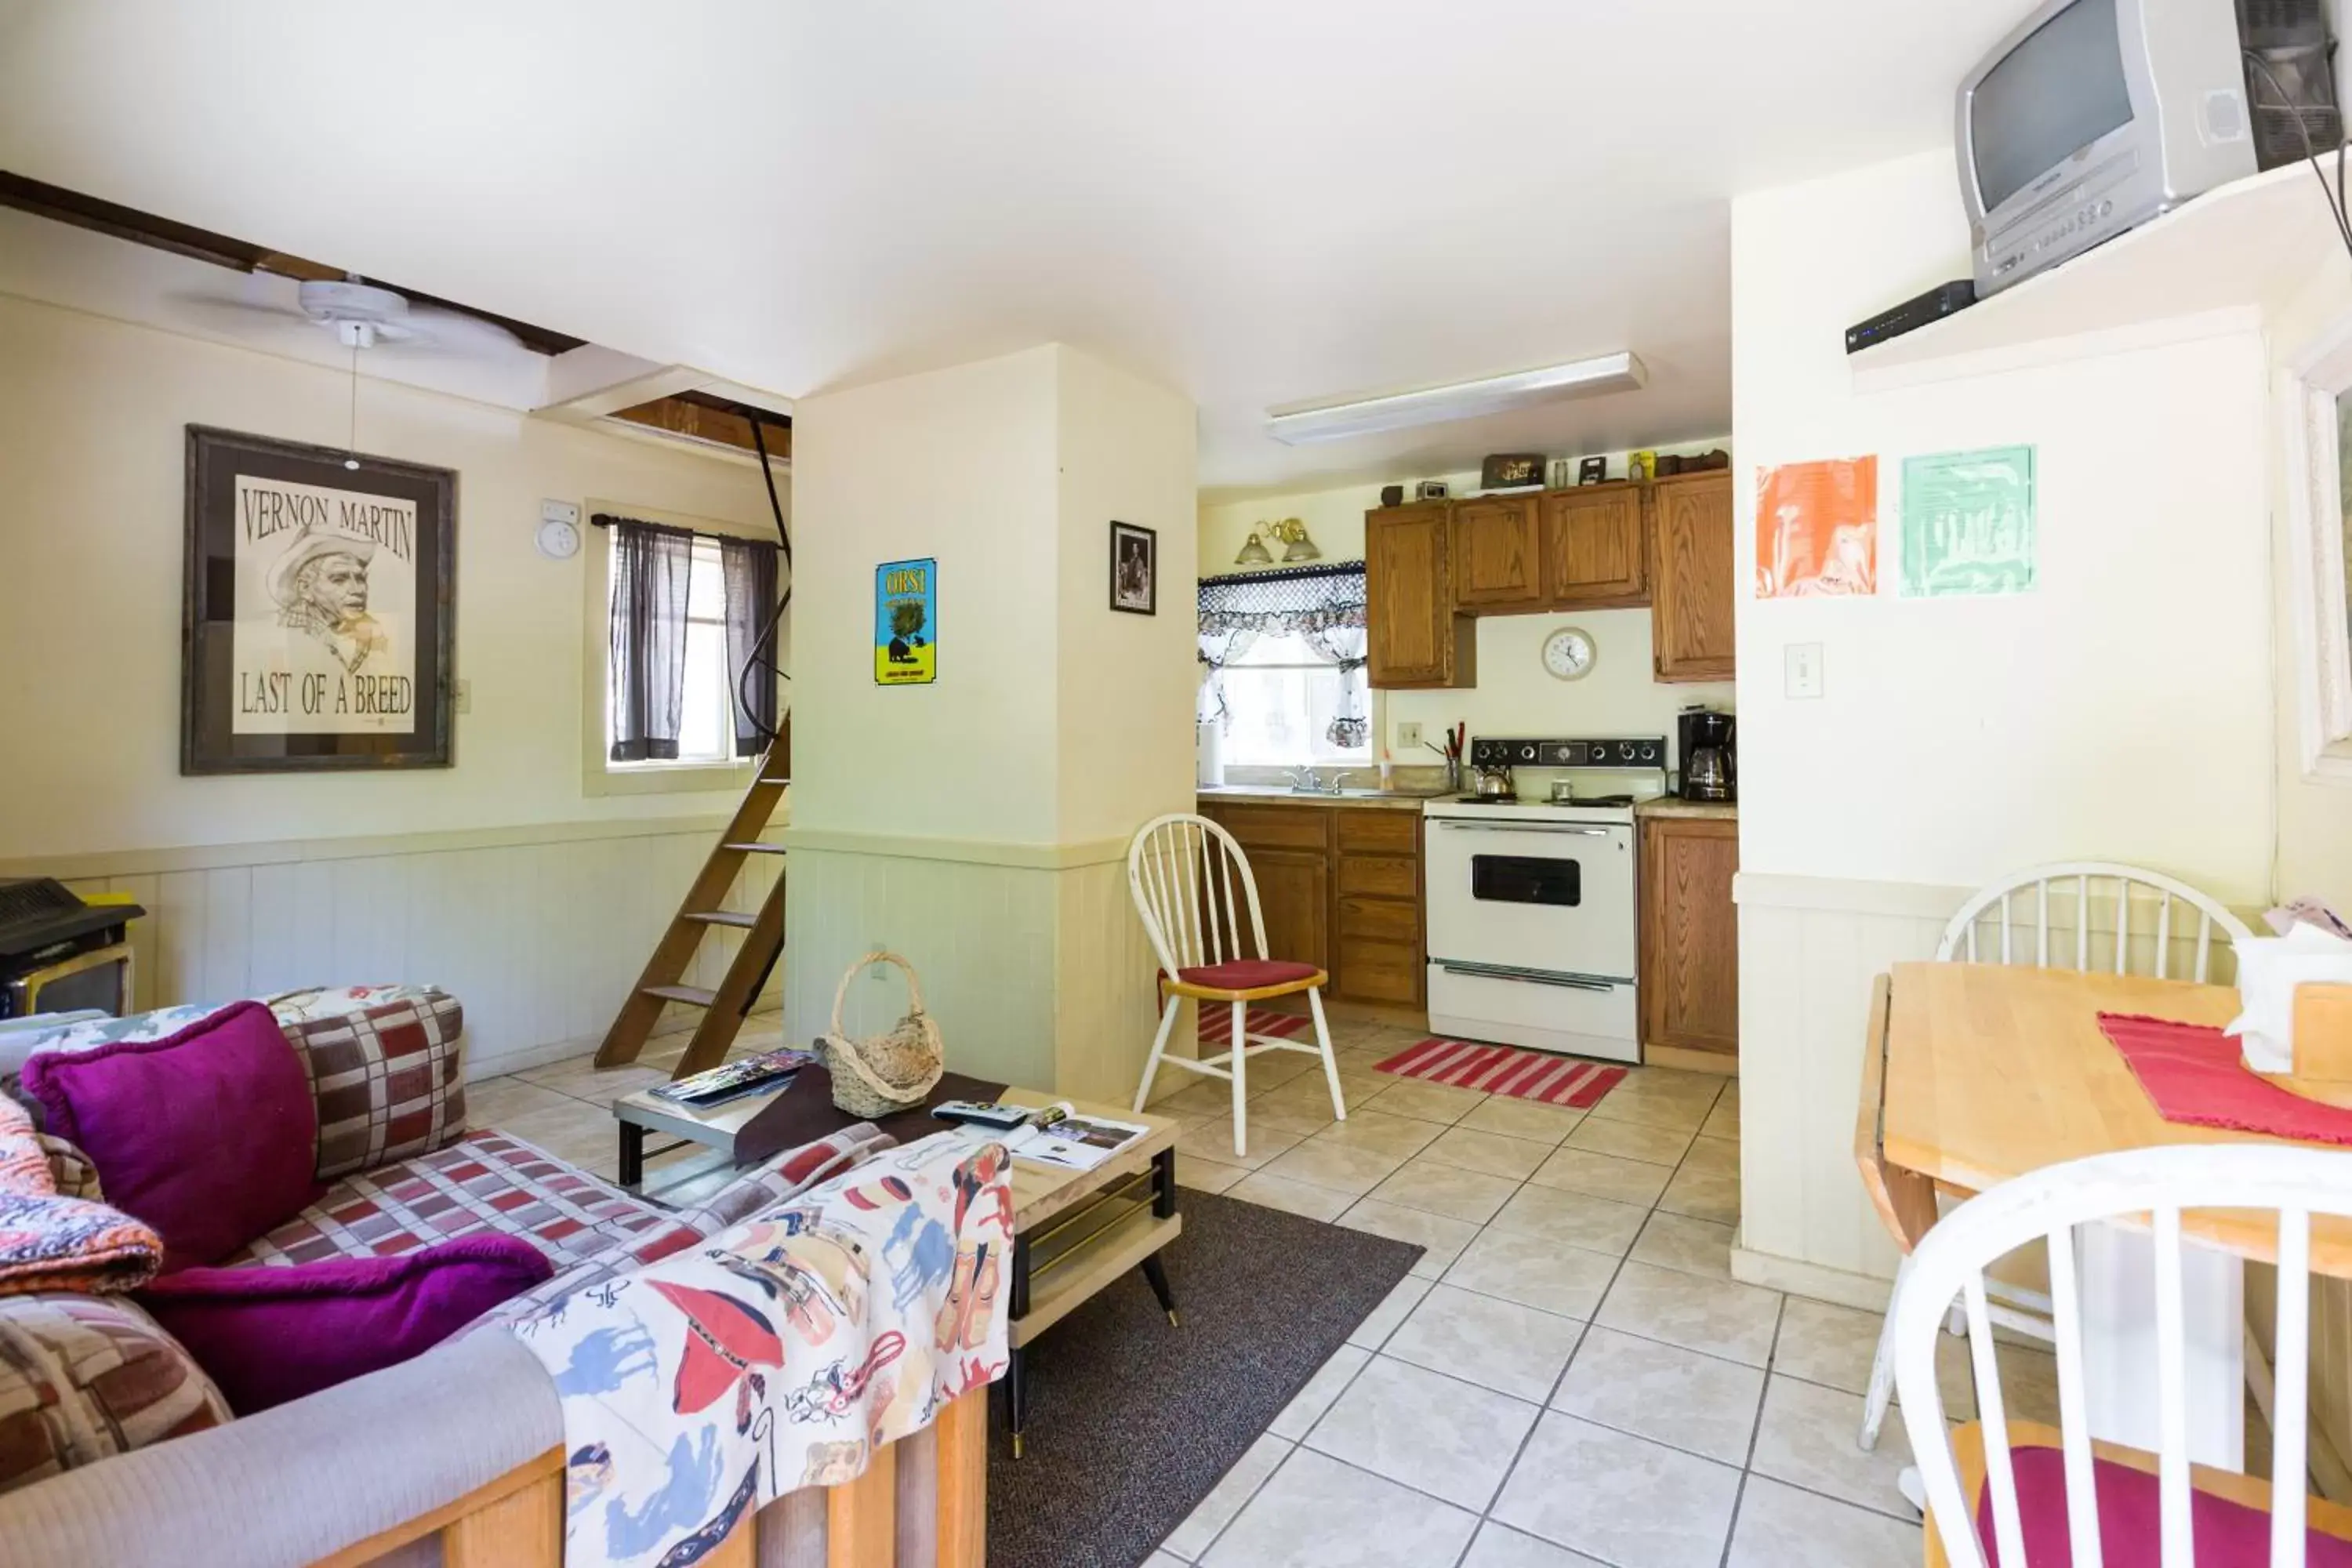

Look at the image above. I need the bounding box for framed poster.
[1900,445,2037,597]
[874,557,937,684]
[182,426,455,774]
[1109,521,1156,615]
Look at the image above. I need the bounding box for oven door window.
[1470,854,1581,907]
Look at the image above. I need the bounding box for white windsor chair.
[1125,813,1346,1156]
[1896,1142,2352,1568]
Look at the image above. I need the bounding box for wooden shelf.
[1849,160,2345,390]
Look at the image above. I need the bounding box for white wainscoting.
[30,816,782,1080]
[782,831,1169,1100]
[1733,871,1967,1293]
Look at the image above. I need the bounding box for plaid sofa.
[0,993,897,1519]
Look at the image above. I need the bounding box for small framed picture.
[1109,521,1156,615]
[1577,457,1608,485]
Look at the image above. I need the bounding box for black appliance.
[1846,280,1976,354]
[0,879,144,1019]
[1676,710,1736,802]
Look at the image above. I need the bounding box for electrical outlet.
[1785,642,1824,700]
[1396,721,1424,750]
[454,679,472,714]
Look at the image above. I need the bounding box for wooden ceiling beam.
[609,395,792,462]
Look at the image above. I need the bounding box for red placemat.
[2099,1011,2352,1147]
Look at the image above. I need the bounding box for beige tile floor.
[479,1018,2075,1568]
[1152,1012,1977,1568]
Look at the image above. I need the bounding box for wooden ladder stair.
[594,723,789,1079]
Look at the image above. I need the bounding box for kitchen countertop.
[1196,784,1446,813]
[1634,797,1738,821]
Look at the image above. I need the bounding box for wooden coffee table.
[612,1069,1182,1456]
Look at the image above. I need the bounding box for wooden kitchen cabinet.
[1198,800,1425,1009]
[1649,470,1736,682]
[1365,503,1475,689]
[1450,495,1545,609]
[1541,483,1646,606]
[1639,814,1739,1059]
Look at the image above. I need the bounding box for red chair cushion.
[1980,1443,2352,1566]
[1175,960,1321,992]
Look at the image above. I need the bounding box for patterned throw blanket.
[0,1095,162,1294]
[506,1131,1013,1568]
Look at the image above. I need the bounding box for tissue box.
[2232,924,2352,1075]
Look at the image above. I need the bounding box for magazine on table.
[936,1100,1149,1170]
[648,1047,818,1109]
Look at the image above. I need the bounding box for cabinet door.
[1541,485,1646,605]
[1650,473,1736,681]
[1450,497,1544,609]
[1366,505,1472,688]
[1640,818,1739,1057]
[1249,848,1331,979]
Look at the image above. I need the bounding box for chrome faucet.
[1287,767,1344,795]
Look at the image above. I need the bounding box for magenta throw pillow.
[21,1000,319,1270]
[137,1236,553,1413]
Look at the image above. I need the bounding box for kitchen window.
[1199,563,1371,769]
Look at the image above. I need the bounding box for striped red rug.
[1374,1037,1628,1108]
[1199,1004,1311,1047]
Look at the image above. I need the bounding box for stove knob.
[1617,742,1635,761]
[1639,742,1659,762]
[1519,744,1537,763]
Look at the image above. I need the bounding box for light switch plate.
[1396,721,1424,750]
[1785,642,1824,699]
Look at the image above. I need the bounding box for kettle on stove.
[1473,764,1514,800]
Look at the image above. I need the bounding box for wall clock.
[1541,626,1596,681]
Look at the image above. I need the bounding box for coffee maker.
[1677,708,1736,802]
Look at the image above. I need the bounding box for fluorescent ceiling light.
[1266,352,1648,445]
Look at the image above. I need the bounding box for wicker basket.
[819,950,946,1118]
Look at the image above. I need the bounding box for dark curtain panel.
[718,535,780,756]
[606,519,694,760]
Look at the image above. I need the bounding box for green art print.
[1900,445,2037,597]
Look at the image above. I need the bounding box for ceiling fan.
[175,274,524,355]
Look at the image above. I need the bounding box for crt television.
[1958,0,2256,296]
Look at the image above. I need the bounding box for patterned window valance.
[1197,562,1370,748]
[1196,561,1367,636]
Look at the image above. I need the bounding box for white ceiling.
[0,1,2024,499]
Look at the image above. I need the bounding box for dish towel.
[2098,1011,2352,1145]
[506,1131,1012,1568]
[0,1092,162,1294]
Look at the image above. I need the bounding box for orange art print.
[1755,457,1878,597]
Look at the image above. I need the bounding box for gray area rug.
[985,1189,1423,1568]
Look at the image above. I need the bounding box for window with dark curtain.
[606,518,694,760]
[718,535,779,757]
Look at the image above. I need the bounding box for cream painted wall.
[1197,448,1736,758]
[1730,147,2278,1289]
[1733,150,2274,901]
[0,291,788,860]
[788,346,1062,844]
[1054,347,1200,844]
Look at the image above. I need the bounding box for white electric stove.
[1423,736,1666,1065]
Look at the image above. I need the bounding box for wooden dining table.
[1860,960,2352,1469]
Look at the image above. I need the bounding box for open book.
[940,1101,1149,1171]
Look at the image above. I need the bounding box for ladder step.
[684,909,758,929]
[721,841,787,855]
[643,984,718,1007]
[760,776,790,786]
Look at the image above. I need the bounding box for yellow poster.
[874,557,937,684]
